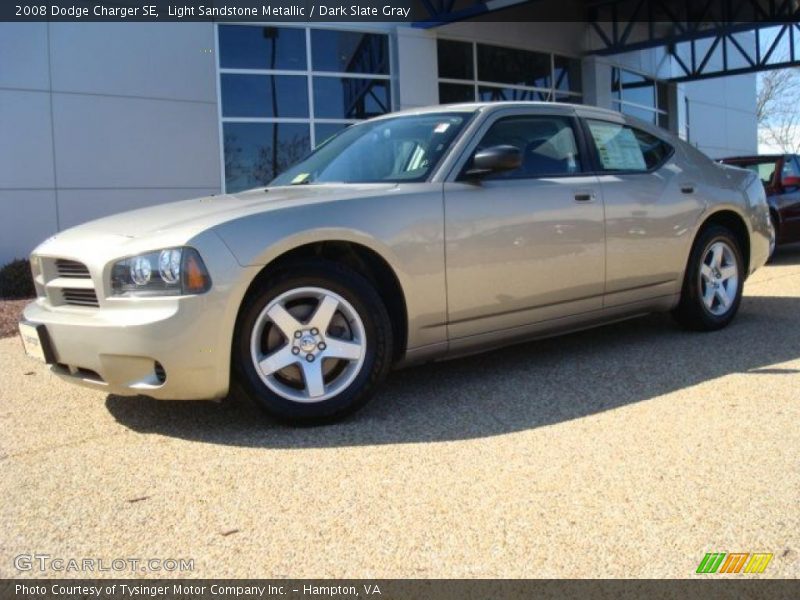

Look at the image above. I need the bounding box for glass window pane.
[479,86,550,102]
[223,122,310,193]
[620,69,655,108]
[477,44,551,88]
[439,83,475,104]
[632,128,672,169]
[554,55,582,93]
[313,77,391,119]
[437,39,474,80]
[315,123,349,147]
[221,74,309,118]
[311,30,389,74]
[554,93,582,104]
[587,120,655,172]
[273,112,471,185]
[476,115,583,178]
[219,25,306,71]
[620,103,657,124]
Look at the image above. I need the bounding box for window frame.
[436,38,584,106]
[580,118,675,175]
[450,110,592,182]
[215,23,394,193]
[610,66,669,128]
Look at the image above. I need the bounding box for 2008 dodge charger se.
[20,102,771,423]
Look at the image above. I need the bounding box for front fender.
[210,190,449,351]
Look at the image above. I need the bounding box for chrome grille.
[55,259,91,279]
[61,288,99,307]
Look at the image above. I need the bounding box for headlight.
[30,256,44,298]
[111,247,211,297]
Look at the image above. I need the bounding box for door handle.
[574,192,594,202]
[681,184,695,194]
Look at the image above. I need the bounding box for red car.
[719,154,800,259]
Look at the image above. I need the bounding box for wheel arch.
[693,208,751,276]
[238,238,409,362]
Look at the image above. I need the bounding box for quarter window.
[472,115,583,179]
[586,120,672,172]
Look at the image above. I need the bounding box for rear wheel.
[234,261,393,424]
[672,225,744,331]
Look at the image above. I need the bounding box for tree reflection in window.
[223,123,311,193]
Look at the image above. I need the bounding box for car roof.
[373,101,622,120]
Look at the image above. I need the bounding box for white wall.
[0,22,221,265]
[680,74,758,158]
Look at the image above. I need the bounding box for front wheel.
[233,260,393,424]
[672,225,744,331]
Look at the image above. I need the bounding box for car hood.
[34,183,398,255]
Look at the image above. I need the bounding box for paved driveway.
[2,248,799,578]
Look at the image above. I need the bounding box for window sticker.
[433,122,451,134]
[589,122,647,171]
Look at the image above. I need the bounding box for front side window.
[472,115,583,179]
[586,120,672,172]
[271,112,472,185]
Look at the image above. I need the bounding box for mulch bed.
[0,299,31,339]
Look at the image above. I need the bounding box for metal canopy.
[587,0,800,80]
[413,0,538,27]
[414,0,800,81]
[664,22,800,81]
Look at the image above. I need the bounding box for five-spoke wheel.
[234,260,392,423]
[250,287,366,403]
[673,225,744,331]
[698,241,739,316]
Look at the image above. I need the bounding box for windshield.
[271,112,473,186]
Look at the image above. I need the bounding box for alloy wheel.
[698,241,739,316]
[249,287,366,403]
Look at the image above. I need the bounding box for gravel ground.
[1,248,799,579]
[0,298,29,339]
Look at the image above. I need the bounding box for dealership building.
[0,17,770,264]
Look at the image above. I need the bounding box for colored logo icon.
[696,552,773,574]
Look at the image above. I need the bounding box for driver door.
[443,109,605,341]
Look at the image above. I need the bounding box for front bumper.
[23,293,232,400]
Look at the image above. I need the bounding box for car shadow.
[770,241,800,266]
[106,284,800,449]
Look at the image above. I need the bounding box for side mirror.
[465,145,522,178]
[782,175,800,189]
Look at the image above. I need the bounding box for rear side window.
[586,119,672,172]
[474,115,583,179]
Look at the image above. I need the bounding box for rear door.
[443,108,605,340]
[581,117,703,307]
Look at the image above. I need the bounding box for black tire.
[672,225,745,331]
[233,259,393,424]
